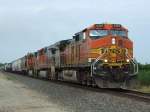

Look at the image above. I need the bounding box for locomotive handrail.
[91,49,107,76]
[125,49,138,75]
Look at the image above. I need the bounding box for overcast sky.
[0,0,149,63]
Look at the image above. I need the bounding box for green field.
[138,64,150,85]
[138,70,150,85]
[136,64,150,92]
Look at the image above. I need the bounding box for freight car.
[7,23,138,88]
[11,58,22,73]
[4,63,12,72]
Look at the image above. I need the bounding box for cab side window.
[74,32,86,42]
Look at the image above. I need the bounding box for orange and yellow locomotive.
[61,23,138,88]
[8,23,138,89]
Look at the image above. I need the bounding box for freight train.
[4,23,138,88]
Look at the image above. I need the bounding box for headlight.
[88,58,92,62]
[104,59,108,63]
[112,38,116,45]
[126,59,130,62]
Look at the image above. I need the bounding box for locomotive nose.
[102,36,126,64]
[100,36,123,63]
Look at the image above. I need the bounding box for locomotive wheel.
[81,81,86,85]
[46,70,51,80]
[80,71,88,86]
[36,70,39,78]
[87,77,93,86]
[27,70,34,77]
[54,72,58,80]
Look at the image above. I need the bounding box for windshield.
[89,30,108,39]
[110,30,127,37]
[89,30,127,39]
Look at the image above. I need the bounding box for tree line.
[139,63,150,71]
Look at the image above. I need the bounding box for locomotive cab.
[84,24,138,88]
[56,23,138,89]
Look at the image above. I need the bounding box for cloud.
[0,0,149,63]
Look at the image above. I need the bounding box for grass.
[131,70,150,93]
[138,86,150,93]
[4,74,17,81]
[138,70,150,86]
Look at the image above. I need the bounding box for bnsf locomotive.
[4,23,138,88]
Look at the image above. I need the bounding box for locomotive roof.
[47,39,72,49]
[75,23,128,35]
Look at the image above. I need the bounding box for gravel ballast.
[0,71,149,112]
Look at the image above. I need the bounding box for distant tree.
[0,63,5,67]
[139,63,150,71]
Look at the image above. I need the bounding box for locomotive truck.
[6,23,138,88]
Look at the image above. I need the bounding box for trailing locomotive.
[5,23,138,88]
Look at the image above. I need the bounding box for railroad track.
[4,71,150,103]
[116,89,150,103]
[53,81,150,103]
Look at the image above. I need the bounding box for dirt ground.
[0,71,149,112]
[0,72,64,112]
